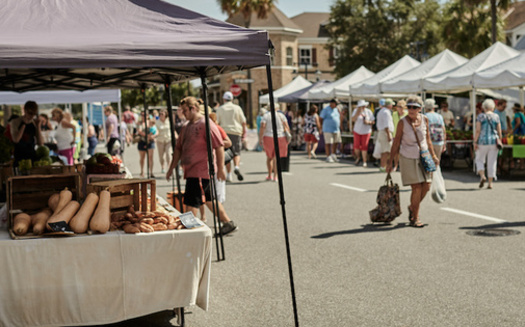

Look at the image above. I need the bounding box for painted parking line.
[440,207,507,223]
[330,183,367,192]
[282,172,293,176]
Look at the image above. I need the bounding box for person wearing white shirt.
[351,99,374,167]
[376,98,395,171]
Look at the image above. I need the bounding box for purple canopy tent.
[0,0,298,326]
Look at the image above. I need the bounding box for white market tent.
[278,80,331,103]
[381,49,468,94]
[350,55,420,97]
[423,42,520,93]
[473,51,525,90]
[0,90,120,105]
[307,66,375,100]
[259,75,312,104]
[0,89,122,155]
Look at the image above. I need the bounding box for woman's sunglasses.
[407,105,420,110]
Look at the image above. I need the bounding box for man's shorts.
[184,178,212,208]
[377,130,392,153]
[323,131,341,145]
[228,134,242,157]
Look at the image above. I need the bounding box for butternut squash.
[89,190,111,234]
[69,193,99,234]
[48,193,60,212]
[46,201,80,231]
[30,208,53,235]
[54,188,73,214]
[13,213,32,236]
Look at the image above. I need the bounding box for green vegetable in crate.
[18,159,32,171]
[35,145,50,159]
[34,157,53,167]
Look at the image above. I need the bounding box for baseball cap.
[330,98,339,104]
[379,98,386,106]
[223,91,233,101]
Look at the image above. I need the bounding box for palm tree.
[465,0,512,44]
[216,0,276,128]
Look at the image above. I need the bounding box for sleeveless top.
[54,122,74,151]
[303,113,319,135]
[400,115,429,159]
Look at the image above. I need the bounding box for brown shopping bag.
[369,173,402,223]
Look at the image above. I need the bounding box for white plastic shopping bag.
[431,166,447,203]
[372,134,382,159]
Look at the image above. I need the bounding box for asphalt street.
[98,144,525,327]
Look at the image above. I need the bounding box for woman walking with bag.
[303,104,321,159]
[474,99,502,189]
[259,103,290,181]
[387,95,439,228]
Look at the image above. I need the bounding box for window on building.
[286,47,293,66]
[299,46,312,65]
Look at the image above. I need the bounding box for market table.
[0,226,212,327]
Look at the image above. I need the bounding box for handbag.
[410,116,437,174]
[369,173,402,223]
[282,117,292,143]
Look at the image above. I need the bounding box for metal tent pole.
[266,64,299,327]
[141,84,150,179]
[163,76,184,213]
[199,69,225,262]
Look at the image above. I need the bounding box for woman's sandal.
[408,206,413,222]
[479,177,486,189]
[409,220,425,228]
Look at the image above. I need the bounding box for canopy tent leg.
[348,95,353,133]
[199,69,225,262]
[82,102,88,160]
[471,88,476,173]
[520,87,524,107]
[141,84,150,179]
[266,64,299,327]
[163,76,184,217]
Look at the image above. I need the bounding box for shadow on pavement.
[335,171,382,175]
[311,223,410,239]
[79,310,183,327]
[459,221,525,230]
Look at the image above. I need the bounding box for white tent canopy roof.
[472,52,525,89]
[381,49,468,94]
[307,66,375,100]
[423,42,520,93]
[259,76,312,104]
[350,55,420,96]
[0,90,120,105]
[0,0,270,92]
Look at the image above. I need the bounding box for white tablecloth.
[0,227,212,327]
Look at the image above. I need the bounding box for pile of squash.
[12,188,111,236]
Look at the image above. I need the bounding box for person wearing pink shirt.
[166,97,238,235]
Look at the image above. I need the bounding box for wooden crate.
[30,164,82,175]
[86,179,155,213]
[167,190,187,213]
[7,173,81,230]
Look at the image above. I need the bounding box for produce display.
[501,135,525,145]
[85,153,121,174]
[446,129,473,141]
[10,186,187,238]
[110,206,186,234]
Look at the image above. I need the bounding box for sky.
[169,0,333,20]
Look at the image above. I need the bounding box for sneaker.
[220,221,238,235]
[310,151,317,159]
[326,156,334,163]
[265,176,272,181]
[331,154,339,162]
[379,167,386,172]
[226,173,233,182]
[363,162,367,168]
[233,167,244,181]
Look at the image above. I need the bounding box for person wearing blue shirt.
[494,99,510,135]
[319,99,341,162]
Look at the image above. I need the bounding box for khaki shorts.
[377,130,392,153]
[323,131,341,144]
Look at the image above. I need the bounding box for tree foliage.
[217,0,276,27]
[327,0,443,78]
